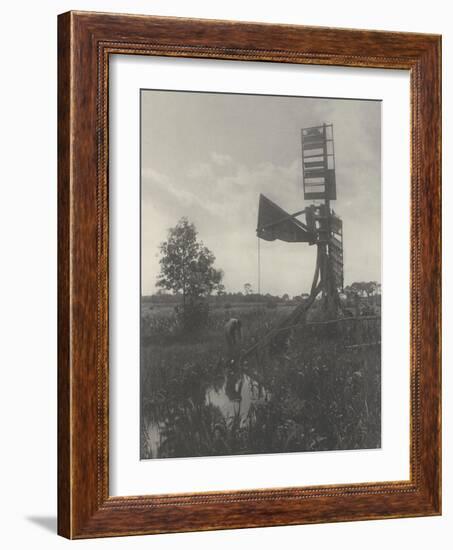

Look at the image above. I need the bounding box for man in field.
[224,318,243,352]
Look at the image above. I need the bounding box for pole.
[258,236,261,295]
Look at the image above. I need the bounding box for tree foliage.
[344,281,379,298]
[244,283,253,296]
[156,218,224,329]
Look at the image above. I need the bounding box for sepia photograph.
[140,90,382,460]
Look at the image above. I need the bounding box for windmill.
[246,123,344,355]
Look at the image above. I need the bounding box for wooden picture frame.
[58,11,441,539]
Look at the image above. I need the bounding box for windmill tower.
[256,123,344,326]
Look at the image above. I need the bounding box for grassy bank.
[140,304,381,459]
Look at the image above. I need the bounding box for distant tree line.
[143,290,285,305]
[144,283,381,306]
[343,281,381,299]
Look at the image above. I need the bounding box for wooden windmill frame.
[252,122,346,354]
[58,11,441,539]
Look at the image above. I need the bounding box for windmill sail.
[257,194,315,243]
[301,124,337,201]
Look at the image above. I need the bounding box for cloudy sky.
[141,90,381,297]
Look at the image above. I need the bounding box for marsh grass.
[140,305,381,459]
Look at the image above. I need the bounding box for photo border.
[58,11,441,538]
[110,64,410,495]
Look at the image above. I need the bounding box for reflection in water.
[146,421,162,459]
[206,371,268,422]
[144,368,269,459]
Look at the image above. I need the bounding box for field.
[140,301,381,459]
